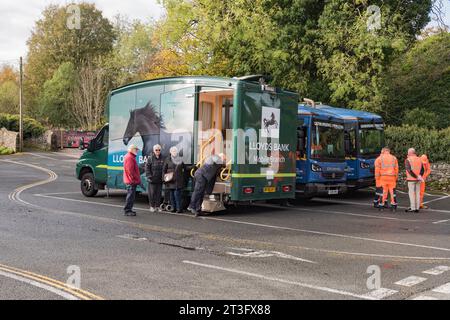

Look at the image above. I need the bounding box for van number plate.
[263,187,276,193]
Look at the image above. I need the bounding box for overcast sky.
[0,0,449,64]
[0,0,164,63]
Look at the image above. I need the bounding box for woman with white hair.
[162,146,185,213]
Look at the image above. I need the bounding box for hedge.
[385,125,450,163]
[0,113,46,139]
[0,146,14,155]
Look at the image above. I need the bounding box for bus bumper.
[347,177,375,189]
[296,183,347,197]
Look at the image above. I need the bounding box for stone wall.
[0,127,18,152]
[24,130,58,151]
[427,163,450,192]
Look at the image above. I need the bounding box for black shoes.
[404,208,419,213]
[124,211,137,216]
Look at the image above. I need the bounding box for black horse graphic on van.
[122,101,189,159]
[263,112,278,135]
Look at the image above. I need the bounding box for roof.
[314,104,383,122]
[111,75,297,96]
[298,104,345,123]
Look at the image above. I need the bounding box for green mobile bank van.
[75,75,299,211]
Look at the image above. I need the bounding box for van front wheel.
[81,172,98,197]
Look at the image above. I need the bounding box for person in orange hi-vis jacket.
[420,154,431,209]
[374,147,399,211]
[405,148,424,213]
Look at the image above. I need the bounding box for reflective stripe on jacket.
[375,154,398,178]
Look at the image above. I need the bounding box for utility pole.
[19,57,23,153]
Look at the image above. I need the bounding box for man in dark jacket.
[123,144,142,216]
[188,153,225,217]
[145,144,164,212]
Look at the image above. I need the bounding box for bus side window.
[344,130,357,157]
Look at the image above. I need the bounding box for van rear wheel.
[81,172,98,197]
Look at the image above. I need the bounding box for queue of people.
[123,143,433,217]
[374,147,431,213]
[122,143,225,217]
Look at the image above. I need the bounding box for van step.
[201,197,226,213]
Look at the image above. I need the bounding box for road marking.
[424,195,450,205]
[5,159,450,262]
[0,264,103,300]
[117,234,149,241]
[36,192,81,196]
[312,198,450,214]
[23,152,59,161]
[362,288,398,300]
[226,248,316,264]
[394,276,427,287]
[432,283,450,294]
[422,266,450,276]
[30,193,450,259]
[0,270,79,300]
[412,295,438,300]
[258,203,424,223]
[51,152,81,159]
[204,216,450,253]
[433,220,450,224]
[183,260,375,300]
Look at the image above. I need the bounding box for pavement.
[0,150,449,300]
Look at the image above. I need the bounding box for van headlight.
[360,162,370,169]
[311,163,322,172]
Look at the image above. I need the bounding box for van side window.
[94,126,108,150]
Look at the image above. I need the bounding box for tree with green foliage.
[154,0,433,110]
[25,2,116,118]
[382,32,450,128]
[38,62,78,128]
[105,17,157,87]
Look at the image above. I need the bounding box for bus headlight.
[360,162,370,169]
[311,163,322,172]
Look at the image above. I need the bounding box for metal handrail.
[220,160,232,181]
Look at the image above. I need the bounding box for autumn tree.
[0,65,19,114]
[25,2,115,117]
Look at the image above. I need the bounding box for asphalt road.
[0,150,449,300]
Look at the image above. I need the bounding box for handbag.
[164,171,174,183]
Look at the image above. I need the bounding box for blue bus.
[296,104,347,198]
[303,100,385,190]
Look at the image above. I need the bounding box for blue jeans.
[169,188,182,211]
[124,184,137,212]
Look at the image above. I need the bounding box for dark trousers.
[189,175,207,211]
[148,183,163,208]
[124,184,137,212]
[169,188,182,211]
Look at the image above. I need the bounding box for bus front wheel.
[81,172,98,197]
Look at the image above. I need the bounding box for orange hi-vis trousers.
[380,176,397,204]
[420,181,426,207]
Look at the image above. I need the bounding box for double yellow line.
[0,263,103,300]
